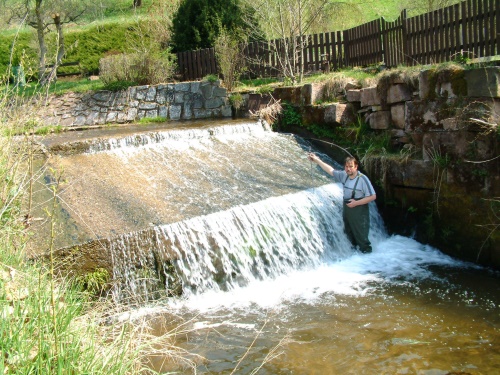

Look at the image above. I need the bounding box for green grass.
[138,116,168,124]
[0,71,197,373]
[0,98,142,372]
[11,78,105,97]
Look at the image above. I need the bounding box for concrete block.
[360,86,380,107]
[367,110,390,129]
[324,103,355,125]
[390,103,405,129]
[418,69,433,99]
[465,67,500,98]
[301,83,323,105]
[387,84,411,104]
[438,82,457,98]
[346,89,361,102]
[345,82,361,90]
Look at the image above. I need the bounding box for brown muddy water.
[31,119,499,374]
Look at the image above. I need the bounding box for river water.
[37,119,499,374]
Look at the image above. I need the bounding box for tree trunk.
[39,13,65,86]
[35,0,48,82]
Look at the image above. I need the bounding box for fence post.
[400,9,409,66]
[496,0,500,56]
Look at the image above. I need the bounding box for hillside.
[0,0,456,80]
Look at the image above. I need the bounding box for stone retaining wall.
[37,80,232,126]
[245,66,499,267]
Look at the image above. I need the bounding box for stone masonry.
[37,80,232,126]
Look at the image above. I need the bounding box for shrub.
[204,74,219,83]
[215,28,246,92]
[279,102,302,129]
[229,93,244,110]
[99,51,177,85]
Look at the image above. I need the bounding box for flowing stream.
[35,119,499,374]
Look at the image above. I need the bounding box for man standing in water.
[308,153,376,253]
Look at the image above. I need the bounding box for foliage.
[33,125,63,135]
[64,22,146,75]
[257,86,274,95]
[402,0,460,17]
[215,27,247,92]
[0,56,200,374]
[142,0,178,49]
[238,77,279,88]
[138,116,168,124]
[279,102,302,129]
[102,80,137,92]
[426,145,451,169]
[321,73,358,102]
[0,21,145,78]
[99,50,177,85]
[204,74,219,83]
[171,0,258,52]
[76,267,110,296]
[8,77,105,99]
[242,0,346,83]
[229,93,244,110]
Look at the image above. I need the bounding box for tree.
[145,0,179,49]
[240,0,328,84]
[214,28,246,91]
[242,0,344,84]
[403,0,459,15]
[8,0,91,85]
[170,0,258,52]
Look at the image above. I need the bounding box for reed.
[0,57,193,374]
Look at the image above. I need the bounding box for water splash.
[108,184,365,301]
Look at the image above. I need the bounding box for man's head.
[344,156,359,177]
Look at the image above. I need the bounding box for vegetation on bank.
[0,82,201,373]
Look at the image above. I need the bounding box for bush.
[214,28,246,92]
[99,51,177,85]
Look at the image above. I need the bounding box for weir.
[32,118,358,300]
[30,119,500,373]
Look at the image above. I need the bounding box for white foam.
[164,234,467,313]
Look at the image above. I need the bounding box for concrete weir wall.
[38,80,232,126]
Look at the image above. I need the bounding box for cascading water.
[34,119,499,374]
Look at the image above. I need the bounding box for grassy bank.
[0,82,200,373]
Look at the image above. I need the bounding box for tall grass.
[0,59,199,374]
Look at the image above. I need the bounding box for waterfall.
[37,118,386,303]
[108,184,385,302]
[87,120,269,153]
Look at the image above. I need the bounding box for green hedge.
[63,22,145,75]
[0,31,37,79]
[1,21,146,79]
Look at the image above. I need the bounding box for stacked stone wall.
[36,80,232,126]
[255,66,499,267]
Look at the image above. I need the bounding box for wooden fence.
[176,0,500,81]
